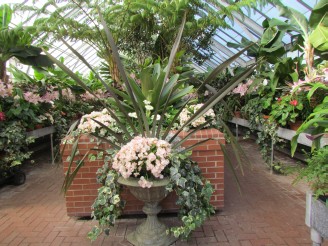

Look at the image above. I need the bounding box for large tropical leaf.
[309,0,328,29]
[277,5,309,38]
[0,4,12,29]
[291,97,328,155]
[309,24,328,51]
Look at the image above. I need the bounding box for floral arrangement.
[232,78,255,96]
[0,80,13,97]
[179,103,216,130]
[112,136,171,188]
[77,109,121,136]
[52,10,254,244]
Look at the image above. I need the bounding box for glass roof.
[4,0,318,75]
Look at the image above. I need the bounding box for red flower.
[0,112,6,121]
[277,97,282,102]
[290,100,298,106]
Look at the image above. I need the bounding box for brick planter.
[61,129,225,217]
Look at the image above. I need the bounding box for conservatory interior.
[0,0,327,245]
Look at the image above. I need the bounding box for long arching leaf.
[153,11,187,137]
[169,64,257,143]
[59,37,138,135]
[172,119,214,149]
[98,9,149,136]
[43,49,133,140]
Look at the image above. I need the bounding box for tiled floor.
[0,139,327,245]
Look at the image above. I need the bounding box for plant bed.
[61,129,225,217]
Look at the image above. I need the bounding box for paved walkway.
[0,139,326,246]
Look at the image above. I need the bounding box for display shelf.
[27,126,56,164]
[230,117,327,147]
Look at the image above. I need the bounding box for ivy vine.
[87,151,215,241]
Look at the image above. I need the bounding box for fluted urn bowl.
[118,177,176,246]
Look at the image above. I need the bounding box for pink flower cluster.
[80,89,107,101]
[0,80,13,98]
[62,88,76,101]
[24,92,44,104]
[288,79,308,92]
[179,103,216,129]
[232,79,254,96]
[42,91,59,102]
[112,136,172,188]
[24,89,61,104]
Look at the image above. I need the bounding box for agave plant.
[108,62,194,114]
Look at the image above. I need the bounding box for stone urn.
[117,177,176,246]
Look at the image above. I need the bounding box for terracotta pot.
[234,111,241,118]
[35,124,43,129]
[289,120,303,131]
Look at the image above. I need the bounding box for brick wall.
[61,129,225,217]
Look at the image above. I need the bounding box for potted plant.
[293,147,328,245]
[269,92,307,128]
[290,68,327,246]
[47,9,256,244]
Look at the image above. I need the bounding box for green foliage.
[241,97,281,166]
[40,2,258,242]
[256,120,280,166]
[270,93,305,127]
[0,4,53,80]
[0,121,35,173]
[0,4,12,28]
[109,63,193,113]
[271,161,287,175]
[167,154,214,239]
[294,146,328,199]
[18,0,274,67]
[88,164,125,241]
[291,79,328,155]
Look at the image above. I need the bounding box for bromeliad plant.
[50,8,256,242]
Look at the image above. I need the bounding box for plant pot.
[117,177,176,246]
[0,168,26,186]
[35,124,43,129]
[234,111,241,118]
[305,192,328,245]
[262,115,270,120]
[289,120,303,131]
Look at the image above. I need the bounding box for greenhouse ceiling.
[3,0,317,75]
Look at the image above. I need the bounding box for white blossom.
[128,112,138,118]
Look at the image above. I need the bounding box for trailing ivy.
[167,152,215,239]
[88,161,125,241]
[87,150,215,241]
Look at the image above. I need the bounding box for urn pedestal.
[118,177,176,246]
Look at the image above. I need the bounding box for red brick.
[198,150,218,157]
[62,129,225,216]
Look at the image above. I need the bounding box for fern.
[14,0,279,70]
